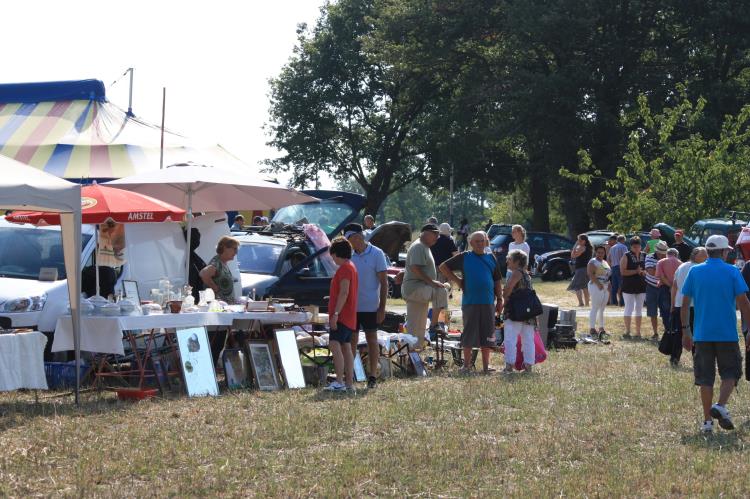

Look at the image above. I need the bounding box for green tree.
[571,90,750,232]
[266,0,451,216]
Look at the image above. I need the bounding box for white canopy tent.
[0,157,83,404]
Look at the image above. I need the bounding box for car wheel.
[550,263,570,281]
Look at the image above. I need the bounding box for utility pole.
[449,164,454,227]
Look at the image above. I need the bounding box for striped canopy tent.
[0,79,249,179]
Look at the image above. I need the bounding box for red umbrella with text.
[8,183,186,296]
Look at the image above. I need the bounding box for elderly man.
[682,235,750,433]
[440,231,503,373]
[401,224,449,349]
[344,223,388,388]
[608,234,628,306]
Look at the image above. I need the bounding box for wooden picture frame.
[122,279,141,303]
[247,341,280,391]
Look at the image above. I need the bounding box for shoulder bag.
[506,272,543,321]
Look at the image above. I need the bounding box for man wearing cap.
[646,228,665,255]
[681,235,750,433]
[401,224,450,349]
[344,223,388,388]
[672,229,691,262]
[645,241,669,339]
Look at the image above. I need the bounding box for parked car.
[236,190,411,308]
[685,212,748,263]
[534,229,653,281]
[487,223,513,240]
[490,231,574,275]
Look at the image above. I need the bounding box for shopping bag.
[500,329,548,370]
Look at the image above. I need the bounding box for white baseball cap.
[705,234,732,250]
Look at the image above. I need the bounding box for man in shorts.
[345,223,388,388]
[440,231,503,373]
[681,235,750,433]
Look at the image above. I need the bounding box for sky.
[3,0,326,186]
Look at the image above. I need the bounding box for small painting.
[248,342,280,391]
[222,348,249,389]
[409,352,427,377]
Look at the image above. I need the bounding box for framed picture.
[247,341,280,391]
[222,348,249,389]
[122,280,141,303]
[275,329,305,389]
[176,326,219,397]
[409,352,427,377]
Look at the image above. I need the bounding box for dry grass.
[3,286,750,497]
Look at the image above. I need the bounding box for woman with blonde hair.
[199,235,239,303]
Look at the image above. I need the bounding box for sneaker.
[710,404,735,430]
[367,376,377,389]
[700,420,714,434]
[345,386,357,394]
[669,358,679,367]
[651,333,659,341]
[458,366,474,375]
[622,332,632,340]
[323,381,346,392]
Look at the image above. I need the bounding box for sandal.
[622,332,632,340]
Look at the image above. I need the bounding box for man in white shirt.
[670,247,707,366]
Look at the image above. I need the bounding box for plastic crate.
[44,361,88,390]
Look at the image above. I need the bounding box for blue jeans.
[610,265,624,305]
[657,286,671,332]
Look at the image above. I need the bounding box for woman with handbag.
[567,234,593,307]
[502,249,539,373]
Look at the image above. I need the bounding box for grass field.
[2,283,750,496]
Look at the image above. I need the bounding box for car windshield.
[0,226,92,280]
[236,242,284,275]
[587,234,611,248]
[272,201,358,235]
[487,225,512,240]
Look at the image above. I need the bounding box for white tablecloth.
[0,331,49,391]
[52,311,313,356]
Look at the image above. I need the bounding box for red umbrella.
[7,183,185,225]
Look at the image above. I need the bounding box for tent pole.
[127,68,134,117]
[159,87,166,169]
[95,225,100,297]
[185,188,193,287]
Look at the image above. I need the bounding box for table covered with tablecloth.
[0,331,49,391]
[52,311,313,356]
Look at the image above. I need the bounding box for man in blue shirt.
[681,235,750,433]
[345,223,388,389]
[440,231,504,373]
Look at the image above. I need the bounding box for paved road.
[388,304,629,318]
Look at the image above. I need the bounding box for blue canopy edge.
[0,79,106,103]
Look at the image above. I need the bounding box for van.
[0,213,238,344]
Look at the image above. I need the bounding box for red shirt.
[329,260,358,330]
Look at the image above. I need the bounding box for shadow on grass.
[680,431,746,451]
[0,392,129,433]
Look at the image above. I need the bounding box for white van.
[0,213,239,337]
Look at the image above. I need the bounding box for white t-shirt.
[508,241,530,256]
[673,261,695,307]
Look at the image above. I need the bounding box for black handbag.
[506,273,543,321]
[658,331,677,356]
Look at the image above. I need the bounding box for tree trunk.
[559,180,590,238]
[529,174,550,231]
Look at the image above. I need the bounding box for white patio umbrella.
[106,162,318,283]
